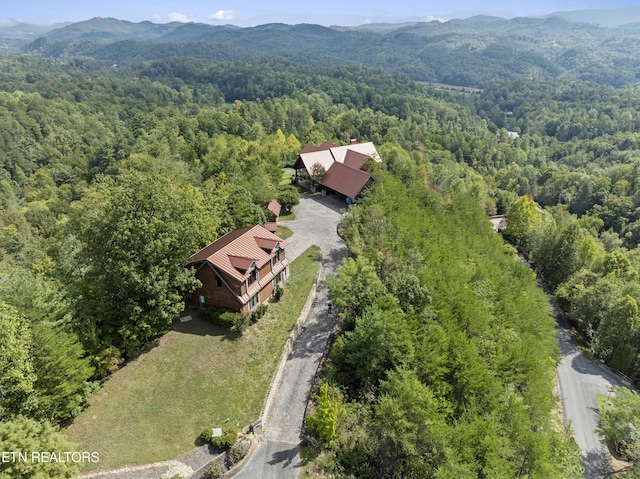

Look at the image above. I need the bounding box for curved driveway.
[232,193,347,479]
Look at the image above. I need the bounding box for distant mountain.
[0,22,65,39]
[546,7,640,28]
[42,17,184,41]
[17,15,640,88]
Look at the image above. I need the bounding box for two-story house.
[187,225,290,313]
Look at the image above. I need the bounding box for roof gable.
[330,142,381,163]
[189,225,288,282]
[267,199,282,217]
[228,255,255,272]
[299,141,337,154]
[343,149,368,170]
[298,149,335,174]
[254,236,279,252]
[321,162,373,198]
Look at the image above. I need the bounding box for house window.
[215,275,222,287]
[248,293,259,310]
[248,267,258,287]
[198,295,206,309]
[273,246,282,265]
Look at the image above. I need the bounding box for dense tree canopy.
[0,37,638,474]
[308,170,581,477]
[71,164,218,356]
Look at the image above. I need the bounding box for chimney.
[350,138,357,144]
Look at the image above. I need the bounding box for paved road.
[232,193,347,479]
[555,303,627,478]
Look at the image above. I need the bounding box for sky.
[2,0,640,27]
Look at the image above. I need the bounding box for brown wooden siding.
[189,248,287,314]
[189,263,243,312]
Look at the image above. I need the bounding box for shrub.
[231,313,250,335]
[251,304,268,322]
[211,426,238,450]
[202,309,235,328]
[94,345,123,379]
[218,311,236,328]
[226,442,247,467]
[273,286,284,302]
[204,461,227,479]
[305,383,345,444]
[277,185,300,213]
[200,428,213,442]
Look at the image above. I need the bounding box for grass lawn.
[280,168,295,186]
[276,225,293,240]
[280,211,295,221]
[64,245,321,472]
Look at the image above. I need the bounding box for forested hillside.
[1,19,640,474]
[3,15,640,87]
[301,168,582,477]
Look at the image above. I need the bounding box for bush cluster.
[251,304,268,322]
[226,442,247,467]
[211,426,238,450]
[204,461,227,479]
[202,309,235,328]
[231,313,250,335]
[273,286,284,301]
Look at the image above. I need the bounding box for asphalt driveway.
[231,193,348,479]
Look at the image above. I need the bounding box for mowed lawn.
[64,245,321,472]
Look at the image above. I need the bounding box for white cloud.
[424,15,445,22]
[0,18,22,27]
[168,12,195,23]
[152,14,163,22]
[209,10,235,21]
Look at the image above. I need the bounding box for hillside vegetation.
[2,14,640,474]
[300,168,582,477]
[2,15,640,87]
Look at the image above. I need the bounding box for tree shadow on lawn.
[171,313,229,338]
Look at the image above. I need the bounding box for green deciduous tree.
[31,323,95,421]
[373,369,449,478]
[276,185,299,213]
[305,383,345,444]
[308,162,326,189]
[505,195,543,249]
[596,295,639,372]
[72,167,218,356]
[328,256,388,326]
[599,386,640,461]
[533,221,583,289]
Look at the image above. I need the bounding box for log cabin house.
[187,225,289,313]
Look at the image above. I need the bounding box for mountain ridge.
[12,13,640,89]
